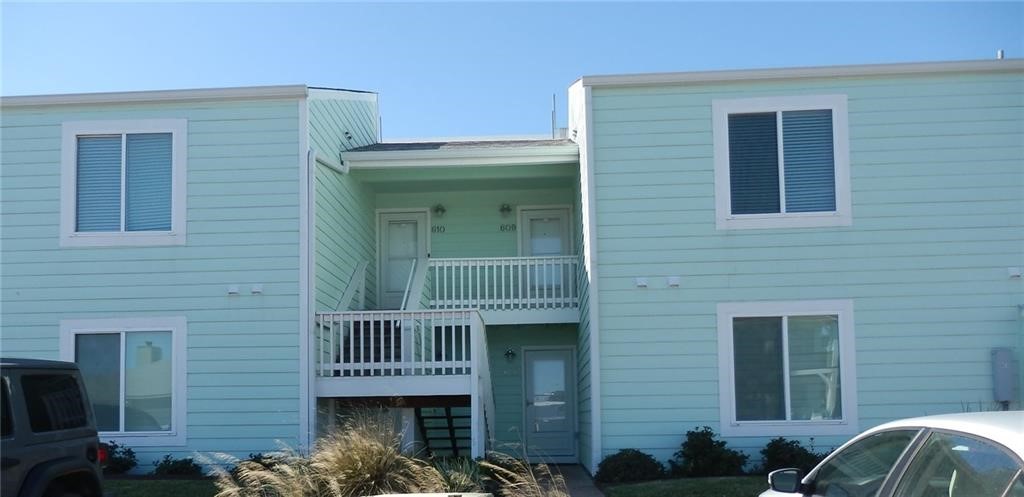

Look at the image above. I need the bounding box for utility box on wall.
[992,347,1018,405]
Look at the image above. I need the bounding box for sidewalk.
[560,465,604,497]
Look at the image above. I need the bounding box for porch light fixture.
[504,348,517,362]
[499,203,513,217]
[432,204,446,217]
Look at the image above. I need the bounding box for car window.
[1007,473,1024,495]
[1006,473,1024,497]
[1,377,12,437]
[21,374,89,432]
[893,431,1022,497]
[811,429,920,497]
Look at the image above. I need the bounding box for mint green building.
[1,59,1021,473]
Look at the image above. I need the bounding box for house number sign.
[500,224,517,232]
[431,225,446,233]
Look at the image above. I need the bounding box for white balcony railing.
[314,309,496,458]
[427,256,579,312]
[314,310,476,378]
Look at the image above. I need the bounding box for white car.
[760,411,1024,497]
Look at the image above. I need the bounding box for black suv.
[1,359,103,497]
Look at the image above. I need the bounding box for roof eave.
[579,59,1024,88]
[0,84,311,108]
[342,144,580,169]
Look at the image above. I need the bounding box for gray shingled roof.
[348,139,575,153]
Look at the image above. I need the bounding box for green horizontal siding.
[0,98,304,466]
[375,187,575,259]
[310,93,379,311]
[485,324,578,450]
[589,69,1024,465]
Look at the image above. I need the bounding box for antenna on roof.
[997,49,1005,60]
[551,94,556,139]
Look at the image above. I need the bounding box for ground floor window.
[60,316,187,445]
[717,300,857,436]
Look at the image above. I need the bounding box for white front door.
[520,208,570,257]
[379,211,427,309]
[524,348,576,462]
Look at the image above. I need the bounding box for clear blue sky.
[3,2,1021,139]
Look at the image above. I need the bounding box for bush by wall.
[594,449,665,484]
[152,455,204,476]
[669,426,748,477]
[759,437,830,474]
[102,441,138,475]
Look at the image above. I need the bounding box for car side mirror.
[768,468,804,493]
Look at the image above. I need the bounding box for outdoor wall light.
[432,204,446,217]
[499,203,513,217]
[504,348,517,362]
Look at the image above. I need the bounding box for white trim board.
[60,119,188,247]
[712,94,851,230]
[59,316,188,447]
[298,98,313,451]
[716,299,859,437]
[314,375,471,397]
[342,145,579,169]
[3,85,310,108]
[578,58,1024,88]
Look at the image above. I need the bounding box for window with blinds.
[76,133,172,232]
[726,109,835,215]
[61,118,186,247]
[712,95,850,230]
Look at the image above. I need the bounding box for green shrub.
[478,452,568,497]
[430,456,485,493]
[152,455,204,476]
[669,426,748,477]
[226,452,285,482]
[215,410,446,497]
[102,441,138,474]
[759,437,830,474]
[594,449,665,484]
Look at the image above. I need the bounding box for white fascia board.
[578,59,1024,88]
[342,145,580,169]
[1,84,310,107]
[307,87,379,103]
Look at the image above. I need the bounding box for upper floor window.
[61,119,187,247]
[717,299,858,437]
[712,95,850,230]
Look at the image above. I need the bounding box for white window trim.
[60,119,188,247]
[59,316,188,446]
[716,299,858,437]
[712,94,851,230]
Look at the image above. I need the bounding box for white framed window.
[717,300,858,437]
[712,95,851,230]
[60,316,187,446]
[60,119,187,247]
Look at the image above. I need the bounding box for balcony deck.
[425,255,580,324]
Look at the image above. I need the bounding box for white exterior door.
[520,208,570,257]
[379,211,427,309]
[524,348,576,462]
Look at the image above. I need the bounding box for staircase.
[416,406,472,457]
